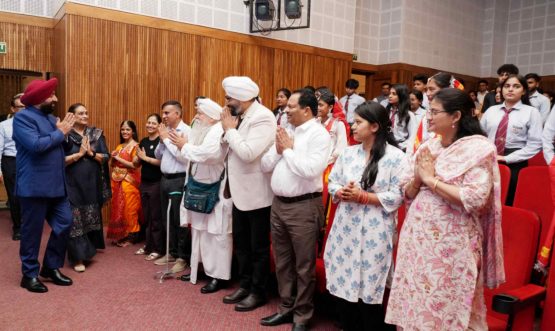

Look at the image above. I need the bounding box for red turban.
[20,78,58,106]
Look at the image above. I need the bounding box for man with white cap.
[170,98,233,294]
[220,76,276,311]
[13,78,76,293]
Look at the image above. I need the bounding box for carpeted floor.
[0,211,338,330]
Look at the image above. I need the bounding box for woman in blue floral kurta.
[324,101,407,330]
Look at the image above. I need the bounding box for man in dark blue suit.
[13,78,76,293]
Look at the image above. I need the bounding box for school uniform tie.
[389,108,397,129]
[494,107,512,156]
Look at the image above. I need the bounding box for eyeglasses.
[426,109,447,116]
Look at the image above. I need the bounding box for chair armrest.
[492,284,546,315]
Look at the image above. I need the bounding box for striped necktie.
[494,107,512,156]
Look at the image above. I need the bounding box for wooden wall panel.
[64,16,200,150]
[0,74,22,116]
[0,21,53,72]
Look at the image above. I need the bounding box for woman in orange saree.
[107,120,142,247]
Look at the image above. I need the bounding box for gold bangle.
[432,178,440,192]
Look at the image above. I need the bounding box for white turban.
[222,76,260,102]
[197,98,223,120]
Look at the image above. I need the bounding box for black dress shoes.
[291,323,307,331]
[39,268,73,286]
[179,274,191,282]
[12,229,20,241]
[235,293,267,312]
[260,312,293,326]
[223,287,249,304]
[20,276,48,293]
[201,278,225,294]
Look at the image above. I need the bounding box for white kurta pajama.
[178,124,233,284]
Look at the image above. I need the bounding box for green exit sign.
[0,42,6,54]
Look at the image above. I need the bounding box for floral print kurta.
[324,144,407,304]
[385,135,504,331]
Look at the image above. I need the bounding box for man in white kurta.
[260,89,331,330]
[174,98,233,293]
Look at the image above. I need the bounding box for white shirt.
[261,118,331,197]
[373,97,389,109]
[275,107,289,128]
[154,120,191,174]
[322,117,348,165]
[528,90,551,124]
[340,94,366,124]
[421,95,430,110]
[413,107,426,124]
[0,118,17,176]
[480,101,542,164]
[477,91,488,105]
[542,104,555,164]
[390,109,417,151]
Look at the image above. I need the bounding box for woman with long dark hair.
[324,101,406,330]
[386,88,504,330]
[107,120,142,247]
[63,103,111,272]
[386,84,417,151]
[480,74,541,205]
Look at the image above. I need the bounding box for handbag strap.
[188,161,225,183]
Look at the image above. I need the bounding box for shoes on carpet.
[154,254,176,265]
[73,262,86,273]
[170,258,187,274]
[12,229,20,241]
[235,293,267,312]
[134,246,146,255]
[39,268,73,286]
[20,276,48,293]
[179,274,191,282]
[201,278,226,294]
[260,312,293,326]
[145,252,161,261]
[223,287,249,304]
[291,323,308,331]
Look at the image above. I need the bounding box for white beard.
[190,120,213,146]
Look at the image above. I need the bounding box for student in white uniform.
[480,74,542,205]
[525,73,551,124]
[386,84,417,152]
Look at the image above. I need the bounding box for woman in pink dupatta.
[385,89,505,330]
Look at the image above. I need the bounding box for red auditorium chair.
[540,248,555,331]
[486,206,544,331]
[498,163,511,205]
[513,166,554,248]
[528,151,547,167]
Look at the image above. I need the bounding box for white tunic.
[178,124,232,235]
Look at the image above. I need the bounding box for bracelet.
[432,178,440,192]
[357,191,370,204]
